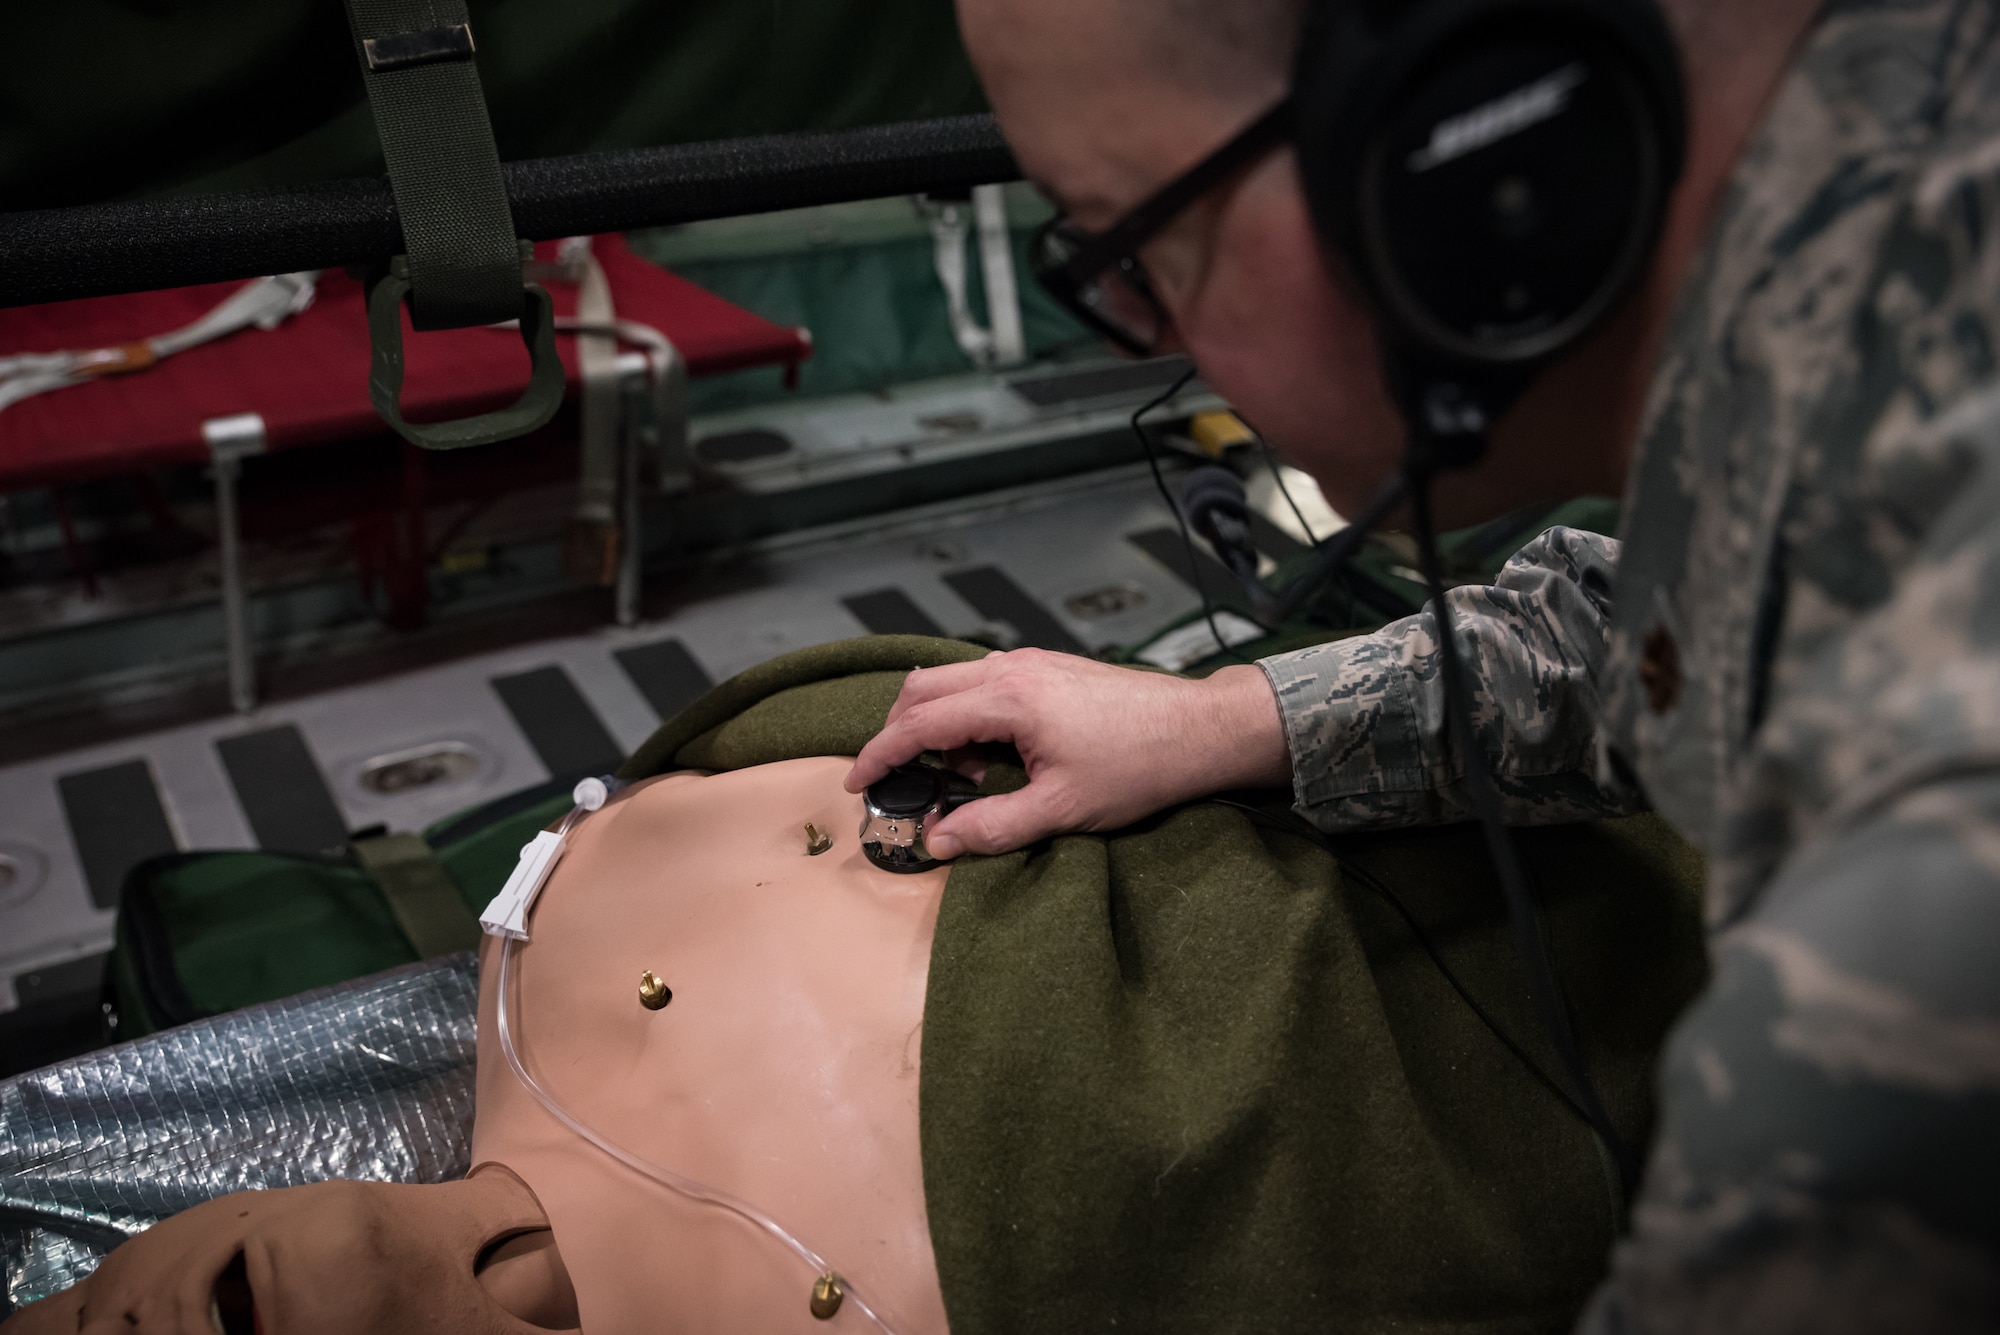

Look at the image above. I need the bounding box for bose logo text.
[1407,63,1588,173]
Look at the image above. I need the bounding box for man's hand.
[845,649,1292,857]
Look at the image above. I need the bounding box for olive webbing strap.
[351,833,483,959]
[342,0,564,448]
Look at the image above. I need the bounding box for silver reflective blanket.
[0,954,479,1317]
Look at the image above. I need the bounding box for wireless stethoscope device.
[858,764,983,873]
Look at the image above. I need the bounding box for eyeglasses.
[1030,98,1293,357]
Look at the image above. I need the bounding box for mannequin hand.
[1,1172,574,1335]
[845,650,1292,858]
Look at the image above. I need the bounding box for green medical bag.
[108,778,576,1038]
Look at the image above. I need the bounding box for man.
[849,0,2000,1328]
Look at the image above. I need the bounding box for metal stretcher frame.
[190,341,664,715]
[0,235,800,712]
[1,115,1018,714]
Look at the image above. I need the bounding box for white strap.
[924,186,1028,370]
[549,315,688,493]
[926,199,997,368]
[572,239,622,528]
[151,271,317,356]
[491,245,690,497]
[0,272,319,416]
[973,184,1026,367]
[0,355,81,414]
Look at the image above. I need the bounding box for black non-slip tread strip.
[0,115,1019,308]
[843,589,949,639]
[490,665,624,778]
[9,950,111,1005]
[613,638,715,724]
[215,725,354,857]
[942,566,1088,656]
[56,759,180,911]
[1007,356,1200,408]
[422,772,581,847]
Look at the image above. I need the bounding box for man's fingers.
[880,659,997,726]
[927,784,1077,858]
[847,691,1022,792]
[847,661,1004,791]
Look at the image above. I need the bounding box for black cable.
[1130,366,1256,665]
[1170,396,1634,1217]
[1145,404,1392,633]
[1265,470,1409,624]
[1250,429,1363,627]
[1206,797,1592,1127]
[1246,421,1372,624]
[1253,431,1320,546]
[1210,393,1635,1214]
[1230,410,1320,546]
[1403,451,1640,1210]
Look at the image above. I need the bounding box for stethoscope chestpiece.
[858,764,978,873]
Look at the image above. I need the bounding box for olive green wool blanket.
[621,635,1708,1335]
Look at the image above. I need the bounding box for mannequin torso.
[472,757,951,1334]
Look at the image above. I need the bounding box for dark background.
[0,0,987,211]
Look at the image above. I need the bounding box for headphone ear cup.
[1292,0,1684,373]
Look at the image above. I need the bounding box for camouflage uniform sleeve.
[1257,525,1646,832]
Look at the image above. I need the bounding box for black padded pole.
[0,115,1020,309]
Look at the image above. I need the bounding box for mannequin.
[0,648,1705,1335]
[1,758,951,1335]
[471,758,950,1333]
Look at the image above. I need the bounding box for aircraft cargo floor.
[0,460,1240,1074]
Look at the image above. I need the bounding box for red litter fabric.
[0,235,809,490]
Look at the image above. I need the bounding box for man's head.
[960,0,1818,522]
[961,0,1304,207]
[960,0,1410,517]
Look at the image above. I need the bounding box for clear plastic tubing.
[495,932,903,1333]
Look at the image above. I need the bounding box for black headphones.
[1271,2,1687,1205]
[1292,0,1686,443]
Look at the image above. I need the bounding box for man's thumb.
[926,788,1059,859]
